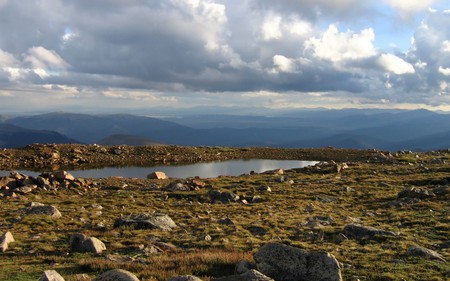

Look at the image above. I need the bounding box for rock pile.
[0,170,93,196]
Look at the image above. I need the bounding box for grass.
[0,147,449,280]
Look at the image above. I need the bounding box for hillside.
[0,145,448,280]
[0,123,79,148]
[5,109,450,150]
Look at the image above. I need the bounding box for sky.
[0,0,450,114]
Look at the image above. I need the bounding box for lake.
[0,159,317,179]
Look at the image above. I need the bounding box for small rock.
[342,224,398,240]
[24,202,62,218]
[39,270,65,281]
[235,260,256,274]
[397,187,435,199]
[147,171,168,180]
[0,231,15,252]
[213,269,274,281]
[70,233,106,254]
[167,276,203,281]
[93,269,139,281]
[114,213,177,231]
[407,245,446,262]
[257,186,272,192]
[52,171,75,181]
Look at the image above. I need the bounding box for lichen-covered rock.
[397,187,435,199]
[70,233,106,254]
[93,269,139,281]
[114,213,176,231]
[23,202,62,218]
[342,224,398,240]
[0,231,15,252]
[254,243,342,281]
[39,270,65,281]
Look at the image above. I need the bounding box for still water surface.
[0,159,317,179]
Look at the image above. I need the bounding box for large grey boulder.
[167,276,203,281]
[0,231,15,252]
[254,243,342,281]
[70,233,106,254]
[24,202,62,218]
[114,213,176,231]
[342,224,398,240]
[93,269,139,281]
[39,270,65,281]
[213,269,274,281]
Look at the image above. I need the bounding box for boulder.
[70,233,106,254]
[407,245,446,262]
[164,181,190,191]
[342,224,398,240]
[167,276,203,281]
[254,243,342,281]
[93,269,139,281]
[0,231,15,252]
[147,171,169,180]
[24,202,62,218]
[213,269,274,281]
[114,213,176,231]
[39,270,65,281]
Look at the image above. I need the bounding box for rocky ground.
[0,144,449,280]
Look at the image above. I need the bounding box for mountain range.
[1,109,450,151]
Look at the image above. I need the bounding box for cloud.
[439,66,450,76]
[272,55,297,73]
[0,0,450,113]
[304,25,376,63]
[378,54,415,74]
[383,0,437,16]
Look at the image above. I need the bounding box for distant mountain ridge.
[0,123,79,148]
[3,109,450,151]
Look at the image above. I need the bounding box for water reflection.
[0,159,317,179]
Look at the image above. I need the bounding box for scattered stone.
[213,269,274,281]
[167,276,203,281]
[147,171,168,180]
[407,245,446,262]
[432,185,449,196]
[70,233,106,254]
[0,231,15,252]
[218,217,235,225]
[93,269,140,281]
[342,224,398,240]
[114,213,177,231]
[23,202,62,218]
[254,243,342,281]
[235,260,256,274]
[257,185,272,192]
[203,234,212,241]
[207,189,240,203]
[39,270,65,281]
[397,187,435,199]
[164,181,190,191]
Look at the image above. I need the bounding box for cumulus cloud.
[439,66,450,76]
[378,54,415,74]
[304,25,376,63]
[272,55,297,73]
[384,0,437,16]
